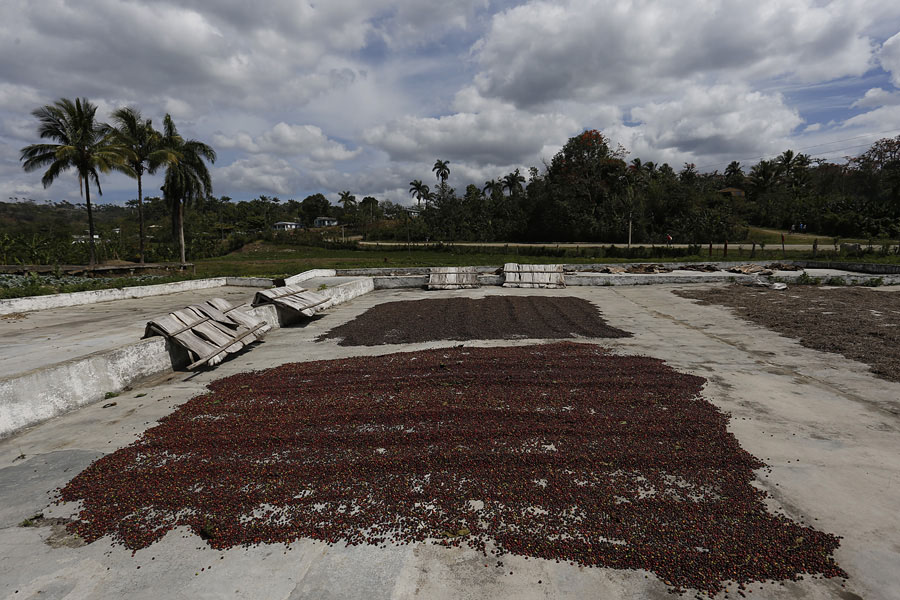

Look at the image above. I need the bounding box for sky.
[2,0,900,206]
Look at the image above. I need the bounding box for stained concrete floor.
[1,285,899,599]
[0,286,267,378]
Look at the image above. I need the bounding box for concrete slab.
[1,285,898,599]
[0,286,265,378]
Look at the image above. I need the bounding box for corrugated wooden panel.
[427,266,480,290]
[502,263,565,288]
[252,285,329,317]
[144,298,268,369]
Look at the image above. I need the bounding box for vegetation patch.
[0,273,189,300]
[57,343,844,595]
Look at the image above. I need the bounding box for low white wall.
[225,277,274,288]
[0,337,178,439]
[320,277,374,307]
[0,278,228,315]
[282,269,337,287]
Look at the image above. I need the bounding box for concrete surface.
[1,284,898,599]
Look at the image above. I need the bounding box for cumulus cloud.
[214,123,360,162]
[881,32,900,86]
[604,84,803,167]
[851,87,900,108]
[840,104,900,131]
[215,156,302,196]
[474,0,878,108]
[363,107,580,165]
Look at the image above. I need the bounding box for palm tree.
[482,179,503,198]
[160,114,216,264]
[110,107,177,263]
[432,159,450,185]
[502,169,525,197]
[432,159,450,200]
[337,190,357,210]
[748,160,778,197]
[19,98,120,266]
[409,179,430,207]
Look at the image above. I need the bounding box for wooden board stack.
[502,263,565,288]
[427,266,480,290]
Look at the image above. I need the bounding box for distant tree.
[337,190,357,213]
[109,106,178,263]
[432,159,450,201]
[160,114,216,263]
[483,179,503,198]
[409,179,431,207]
[19,98,121,265]
[724,161,744,188]
[301,193,330,224]
[545,130,627,238]
[502,169,526,198]
[679,162,698,184]
[432,159,450,185]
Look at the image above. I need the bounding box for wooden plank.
[252,285,329,317]
[187,322,268,369]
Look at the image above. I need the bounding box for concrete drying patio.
[1,284,898,599]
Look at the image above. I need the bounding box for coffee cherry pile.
[58,342,845,595]
[317,295,631,346]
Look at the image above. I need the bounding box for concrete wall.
[795,261,900,275]
[281,269,337,287]
[225,277,274,288]
[374,275,428,289]
[0,275,376,439]
[0,337,182,439]
[0,278,229,315]
[320,277,374,307]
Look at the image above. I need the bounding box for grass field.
[192,240,899,278]
[743,226,895,245]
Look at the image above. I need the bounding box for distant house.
[717,187,746,198]
[313,216,338,227]
[71,233,100,244]
[273,221,302,232]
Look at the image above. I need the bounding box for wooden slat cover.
[427,266,480,290]
[502,263,565,288]
[205,297,269,332]
[252,285,328,317]
[144,298,269,369]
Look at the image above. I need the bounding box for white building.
[273,221,302,232]
[313,216,338,227]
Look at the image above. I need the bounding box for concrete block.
[281,269,337,287]
[321,278,375,307]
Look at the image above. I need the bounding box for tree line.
[393,131,900,245]
[9,103,900,265]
